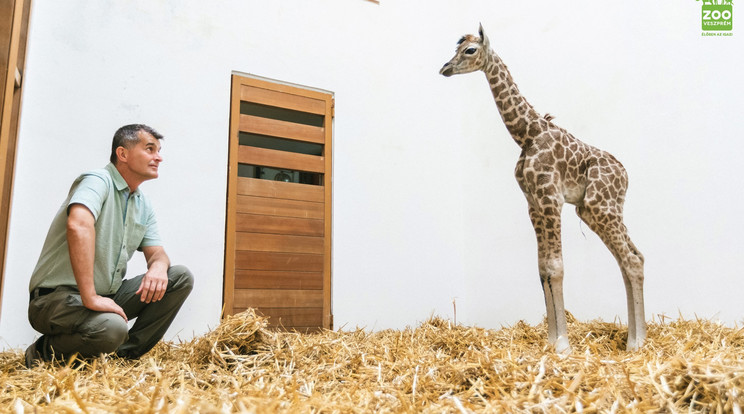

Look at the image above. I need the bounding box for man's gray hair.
[110,124,164,164]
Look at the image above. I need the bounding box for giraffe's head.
[440,24,490,77]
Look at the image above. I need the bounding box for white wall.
[2,0,743,350]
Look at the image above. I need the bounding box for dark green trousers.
[28,265,194,360]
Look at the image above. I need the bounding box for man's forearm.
[67,205,98,304]
[146,248,170,273]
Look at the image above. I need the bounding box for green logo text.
[700,1,733,32]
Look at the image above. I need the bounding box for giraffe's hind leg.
[576,202,646,351]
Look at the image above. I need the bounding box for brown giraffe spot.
[510,118,528,134]
[556,161,567,174]
[503,109,518,123]
[536,174,551,186]
[538,152,555,164]
[524,170,535,183]
[528,122,542,137]
[554,144,565,159]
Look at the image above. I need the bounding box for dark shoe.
[24,335,49,368]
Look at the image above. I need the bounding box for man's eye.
[465,48,477,55]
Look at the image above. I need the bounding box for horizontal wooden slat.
[235,270,323,290]
[234,289,323,308]
[237,213,323,237]
[238,76,331,104]
[236,251,324,272]
[239,114,325,144]
[227,321,321,333]
[237,195,324,219]
[238,177,323,202]
[239,145,324,173]
[241,85,326,115]
[236,232,323,254]
[256,307,323,328]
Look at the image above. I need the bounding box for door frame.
[1,0,32,320]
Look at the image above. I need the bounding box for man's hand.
[135,268,168,303]
[137,246,171,303]
[82,294,128,322]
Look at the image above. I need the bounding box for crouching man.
[25,124,193,367]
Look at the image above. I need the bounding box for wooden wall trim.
[222,75,241,316]
[322,96,333,329]
[0,0,30,322]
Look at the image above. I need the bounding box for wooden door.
[1,0,32,319]
[224,74,333,331]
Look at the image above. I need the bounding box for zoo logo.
[697,0,733,35]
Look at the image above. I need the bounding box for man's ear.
[116,146,127,163]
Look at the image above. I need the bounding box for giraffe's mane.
[456,34,479,46]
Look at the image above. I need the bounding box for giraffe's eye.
[464,47,477,55]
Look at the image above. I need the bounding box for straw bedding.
[2,309,743,413]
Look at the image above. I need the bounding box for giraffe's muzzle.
[439,63,454,77]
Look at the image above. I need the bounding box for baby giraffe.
[440,25,645,353]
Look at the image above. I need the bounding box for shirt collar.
[105,163,140,196]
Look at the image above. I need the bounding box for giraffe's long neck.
[483,50,540,149]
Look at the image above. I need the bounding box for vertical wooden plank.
[322,97,333,329]
[0,0,23,198]
[0,0,28,321]
[222,75,241,316]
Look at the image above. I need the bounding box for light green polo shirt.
[29,163,162,295]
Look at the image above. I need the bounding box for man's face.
[122,131,163,181]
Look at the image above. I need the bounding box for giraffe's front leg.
[529,204,571,355]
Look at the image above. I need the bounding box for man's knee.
[81,313,129,354]
[168,264,194,293]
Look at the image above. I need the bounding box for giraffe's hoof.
[555,335,572,355]
[626,337,644,351]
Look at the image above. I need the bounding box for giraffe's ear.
[478,23,490,49]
